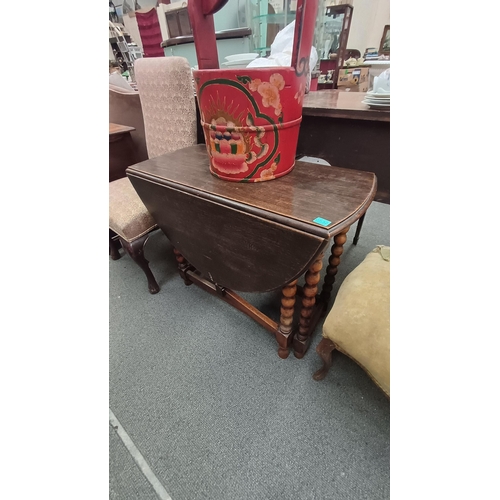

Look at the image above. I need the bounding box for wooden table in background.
[127,144,377,359]
[298,90,390,203]
[109,123,137,182]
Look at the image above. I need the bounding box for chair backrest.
[109,86,149,163]
[133,57,198,159]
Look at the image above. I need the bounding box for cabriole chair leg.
[313,338,337,381]
[119,233,160,294]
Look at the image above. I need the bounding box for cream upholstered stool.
[109,177,160,294]
[313,246,390,397]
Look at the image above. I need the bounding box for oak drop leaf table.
[127,144,377,359]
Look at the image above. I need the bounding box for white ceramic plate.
[367,91,390,98]
[362,100,390,109]
[221,61,251,68]
[224,53,258,62]
[364,97,390,104]
[362,60,391,66]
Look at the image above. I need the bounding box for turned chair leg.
[109,230,121,261]
[172,248,193,286]
[119,234,160,294]
[353,213,366,246]
[313,338,337,381]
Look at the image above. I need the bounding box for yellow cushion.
[109,177,157,242]
[323,246,390,396]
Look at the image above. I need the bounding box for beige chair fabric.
[322,246,390,396]
[133,56,198,159]
[109,177,157,242]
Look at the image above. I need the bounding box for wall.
[347,0,390,53]
[213,0,241,31]
[122,14,143,48]
[156,4,170,40]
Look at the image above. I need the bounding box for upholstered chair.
[109,85,148,165]
[313,246,390,397]
[109,56,198,294]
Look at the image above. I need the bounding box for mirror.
[379,24,389,55]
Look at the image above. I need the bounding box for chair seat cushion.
[109,177,157,242]
[323,246,390,396]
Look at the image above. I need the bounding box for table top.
[302,90,390,122]
[109,123,135,136]
[127,144,377,239]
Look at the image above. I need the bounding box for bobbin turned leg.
[319,228,350,308]
[173,248,193,286]
[276,279,298,359]
[293,254,323,358]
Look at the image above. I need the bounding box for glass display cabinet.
[243,0,299,55]
[238,0,353,89]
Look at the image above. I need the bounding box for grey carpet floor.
[110,201,390,500]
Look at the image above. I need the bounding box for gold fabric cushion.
[109,177,157,242]
[323,246,390,396]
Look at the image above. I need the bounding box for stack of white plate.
[362,89,390,109]
[221,53,258,69]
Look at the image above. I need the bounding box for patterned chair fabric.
[109,177,157,243]
[134,56,198,159]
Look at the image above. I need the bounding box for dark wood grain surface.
[302,89,390,122]
[131,175,327,291]
[109,122,136,138]
[109,123,138,183]
[298,90,390,203]
[127,144,376,239]
[297,115,389,203]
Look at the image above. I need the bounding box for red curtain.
[136,9,164,58]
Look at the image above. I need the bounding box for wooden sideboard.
[298,89,390,203]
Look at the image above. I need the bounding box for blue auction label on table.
[313,217,332,226]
